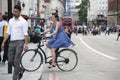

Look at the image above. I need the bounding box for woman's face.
[52,15,56,22]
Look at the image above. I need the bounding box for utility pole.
[37,0,40,17]
[8,0,12,20]
[8,0,12,74]
[117,0,118,25]
[36,0,40,26]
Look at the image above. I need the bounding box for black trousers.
[2,39,9,62]
[0,37,4,61]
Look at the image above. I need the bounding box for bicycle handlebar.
[37,33,50,47]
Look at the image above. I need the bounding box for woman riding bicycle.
[43,13,73,68]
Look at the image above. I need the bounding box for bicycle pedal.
[48,59,52,65]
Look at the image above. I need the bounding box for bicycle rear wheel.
[20,49,43,72]
[56,49,78,71]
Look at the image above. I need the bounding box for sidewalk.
[0,63,43,80]
[0,43,43,80]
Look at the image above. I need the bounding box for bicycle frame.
[39,46,49,63]
[35,34,63,64]
[36,35,52,64]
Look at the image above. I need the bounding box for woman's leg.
[46,44,51,49]
[51,48,56,65]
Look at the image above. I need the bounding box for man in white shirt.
[1,5,28,80]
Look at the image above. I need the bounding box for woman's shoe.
[48,65,53,68]
[52,64,56,67]
[48,64,56,68]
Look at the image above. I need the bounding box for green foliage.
[76,0,90,25]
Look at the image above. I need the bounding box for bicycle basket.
[30,33,41,43]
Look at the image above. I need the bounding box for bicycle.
[20,33,78,72]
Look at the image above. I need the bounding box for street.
[0,0,120,80]
[0,33,120,80]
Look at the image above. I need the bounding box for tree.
[76,0,90,25]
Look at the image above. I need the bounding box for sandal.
[52,64,56,67]
[48,64,56,68]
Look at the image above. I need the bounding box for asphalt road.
[41,33,120,80]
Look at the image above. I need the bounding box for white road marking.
[77,36,118,60]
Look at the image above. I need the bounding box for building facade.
[107,0,120,26]
[66,0,71,16]
[70,0,81,24]
[51,0,64,16]
[44,0,65,26]
[0,0,65,27]
[0,0,8,14]
[87,0,108,26]
[0,0,16,14]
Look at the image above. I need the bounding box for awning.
[108,13,120,16]
[21,15,29,20]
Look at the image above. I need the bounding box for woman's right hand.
[45,34,52,38]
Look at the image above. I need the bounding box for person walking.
[43,13,73,68]
[105,26,110,35]
[1,5,28,80]
[116,28,120,41]
[0,13,4,64]
[64,26,72,38]
[2,15,9,64]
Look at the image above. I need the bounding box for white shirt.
[106,27,109,31]
[7,16,28,41]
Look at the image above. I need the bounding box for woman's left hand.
[45,34,52,38]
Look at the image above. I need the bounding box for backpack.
[35,27,41,33]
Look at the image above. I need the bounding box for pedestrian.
[74,27,78,35]
[116,28,120,41]
[1,5,28,80]
[64,26,72,38]
[105,26,110,35]
[2,15,9,64]
[0,13,4,64]
[43,13,73,68]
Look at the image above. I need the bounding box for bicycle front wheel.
[20,49,43,72]
[56,49,78,71]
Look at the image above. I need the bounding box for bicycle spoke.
[56,49,78,71]
[20,49,43,72]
